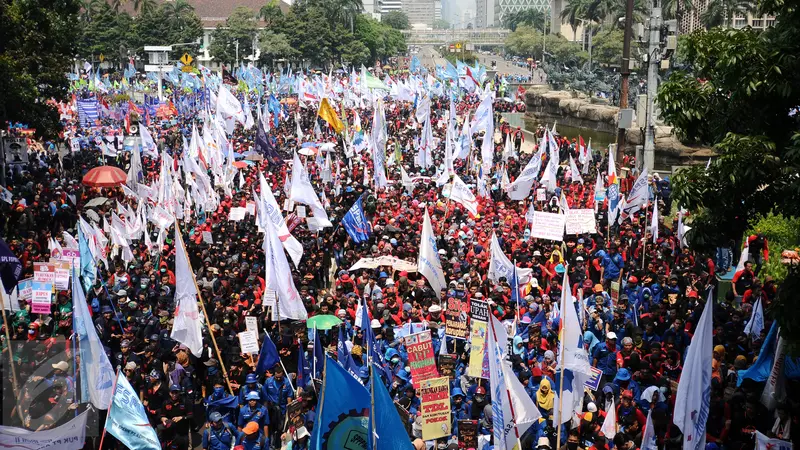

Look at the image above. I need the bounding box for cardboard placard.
[228,207,247,221]
[536,188,547,202]
[584,367,603,391]
[245,202,256,216]
[469,299,489,322]
[238,331,260,354]
[419,377,451,440]
[531,211,566,241]
[467,319,489,379]
[286,213,302,233]
[610,281,620,303]
[438,354,456,379]
[565,209,597,235]
[263,290,277,307]
[406,330,439,387]
[287,398,305,429]
[458,420,478,448]
[296,205,307,218]
[17,278,32,301]
[33,263,56,284]
[31,281,53,314]
[245,316,259,335]
[202,231,213,245]
[445,297,468,339]
[53,261,71,290]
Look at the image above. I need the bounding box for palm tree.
[162,0,193,21]
[133,0,157,15]
[560,0,590,42]
[80,0,103,20]
[662,0,693,30]
[701,0,755,28]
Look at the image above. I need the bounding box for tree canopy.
[0,0,81,138]
[381,11,411,29]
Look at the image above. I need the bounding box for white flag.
[442,174,479,216]
[744,297,765,339]
[650,202,659,243]
[623,168,649,219]
[569,155,583,184]
[506,151,542,201]
[756,431,793,450]
[258,173,303,267]
[289,152,332,226]
[761,331,787,411]
[601,399,617,440]
[487,232,532,284]
[641,409,657,450]
[560,271,592,375]
[417,208,446,298]
[140,124,159,158]
[171,228,204,357]
[264,209,308,320]
[673,289,713,450]
[216,85,246,125]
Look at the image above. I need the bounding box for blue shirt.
[236,432,269,450]
[262,377,293,413]
[202,422,239,450]
[238,403,269,429]
[592,342,618,379]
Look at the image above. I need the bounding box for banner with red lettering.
[406,330,439,386]
[419,376,451,440]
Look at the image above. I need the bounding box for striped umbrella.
[82,165,127,187]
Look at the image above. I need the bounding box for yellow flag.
[317,98,345,134]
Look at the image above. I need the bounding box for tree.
[381,11,410,29]
[506,8,548,32]
[701,0,755,29]
[260,0,284,28]
[662,0,693,29]
[209,6,258,65]
[591,29,624,66]
[258,30,298,67]
[127,2,202,57]
[0,0,81,139]
[656,2,800,347]
[133,0,158,15]
[560,0,589,40]
[433,19,450,29]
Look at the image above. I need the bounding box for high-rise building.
[403,0,436,27]
[495,0,549,27]
[379,0,403,14]
[475,0,496,27]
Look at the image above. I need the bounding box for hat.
[52,361,69,371]
[243,421,260,435]
[170,384,181,392]
[615,368,631,381]
[621,390,634,399]
[209,412,223,422]
[584,412,594,422]
[628,276,638,284]
[451,387,465,398]
[204,358,219,367]
[533,250,542,257]
[587,402,597,412]
[576,256,584,262]
[594,284,604,293]
[246,392,260,401]
[246,374,258,384]
[125,361,137,370]
[536,436,552,449]
[101,305,113,313]
[351,345,363,356]
[429,304,442,313]
[606,332,618,340]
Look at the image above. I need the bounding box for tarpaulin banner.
[445,297,468,339]
[419,376,451,440]
[407,330,439,386]
[468,300,490,378]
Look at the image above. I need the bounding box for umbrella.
[306,315,342,330]
[84,197,109,208]
[243,151,264,161]
[298,148,316,156]
[233,161,254,169]
[82,166,127,187]
[84,209,101,223]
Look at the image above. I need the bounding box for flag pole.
[97,367,122,450]
[175,220,235,396]
[555,266,569,450]
[0,289,23,423]
[641,200,650,270]
[439,176,454,235]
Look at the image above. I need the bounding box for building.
[435,0,442,21]
[403,0,436,27]
[495,0,549,26]
[679,0,776,34]
[475,0,496,27]
[732,13,776,29]
[363,0,381,19]
[379,0,403,14]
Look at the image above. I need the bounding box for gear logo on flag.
[322,408,370,450]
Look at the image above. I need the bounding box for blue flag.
[313,328,324,379]
[0,237,21,294]
[410,55,421,74]
[268,95,281,127]
[256,331,280,375]
[510,265,520,306]
[78,227,96,292]
[738,321,778,386]
[298,342,311,390]
[358,299,393,383]
[106,372,161,450]
[372,368,415,450]
[310,356,372,450]
[338,325,362,379]
[342,196,371,244]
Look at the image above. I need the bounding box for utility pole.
[616,0,635,164]
[643,0,662,172]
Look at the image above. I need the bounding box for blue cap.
[209,412,223,422]
[246,374,258,384]
[170,384,180,392]
[359,366,369,378]
[246,392,260,401]
[615,368,631,381]
[101,305,113,313]
[451,387,465,398]
[555,264,565,274]
[396,369,410,382]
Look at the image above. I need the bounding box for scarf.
[536,379,554,411]
[772,415,791,440]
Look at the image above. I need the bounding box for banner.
[53,261,71,290]
[438,354,456,379]
[419,377,451,440]
[106,372,161,450]
[406,330,439,386]
[0,410,88,450]
[755,431,793,450]
[458,420,478,449]
[17,278,32,301]
[531,211,565,241]
[445,297,468,339]
[565,209,597,235]
[393,322,427,338]
[584,367,603,391]
[31,281,52,314]
[33,263,55,284]
[468,300,490,378]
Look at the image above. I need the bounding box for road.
[417,46,547,83]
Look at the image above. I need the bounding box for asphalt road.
[417,46,547,83]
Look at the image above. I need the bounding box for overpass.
[402,28,510,47]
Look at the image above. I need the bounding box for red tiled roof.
[117,0,291,27]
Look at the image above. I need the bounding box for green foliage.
[745,213,800,282]
[505,8,547,32]
[209,7,259,66]
[381,11,410,29]
[442,50,478,65]
[257,30,299,67]
[590,29,624,66]
[0,0,81,139]
[433,19,450,30]
[505,26,587,67]
[701,0,755,29]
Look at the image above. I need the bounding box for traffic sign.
[99,54,105,62]
[455,43,462,49]
[180,53,193,66]
[181,65,193,73]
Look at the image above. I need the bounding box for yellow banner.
[317,98,345,134]
[419,377,451,441]
[467,320,488,378]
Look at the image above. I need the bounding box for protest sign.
[228,207,247,221]
[459,420,478,448]
[53,261,71,290]
[33,263,55,284]
[394,402,411,434]
[296,205,307,218]
[70,137,81,153]
[531,211,566,241]
[238,331,259,354]
[610,281,620,304]
[31,281,52,314]
[438,354,456,379]
[285,213,302,233]
[202,231,213,245]
[0,409,88,450]
[536,188,546,202]
[245,316,259,335]
[445,297,468,339]
[565,209,597,235]
[393,322,427,339]
[470,299,489,322]
[245,202,256,216]
[406,330,439,386]
[467,300,490,378]
[263,290,277,307]
[348,256,418,273]
[419,377,451,440]
[585,367,603,391]
[287,399,305,429]
[17,278,32,302]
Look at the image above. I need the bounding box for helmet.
[475,386,487,395]
[246,392,260,401]
[245,374,258,384]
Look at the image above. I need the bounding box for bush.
[745,212,800,282]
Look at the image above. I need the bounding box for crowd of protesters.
[0,66,793,450]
